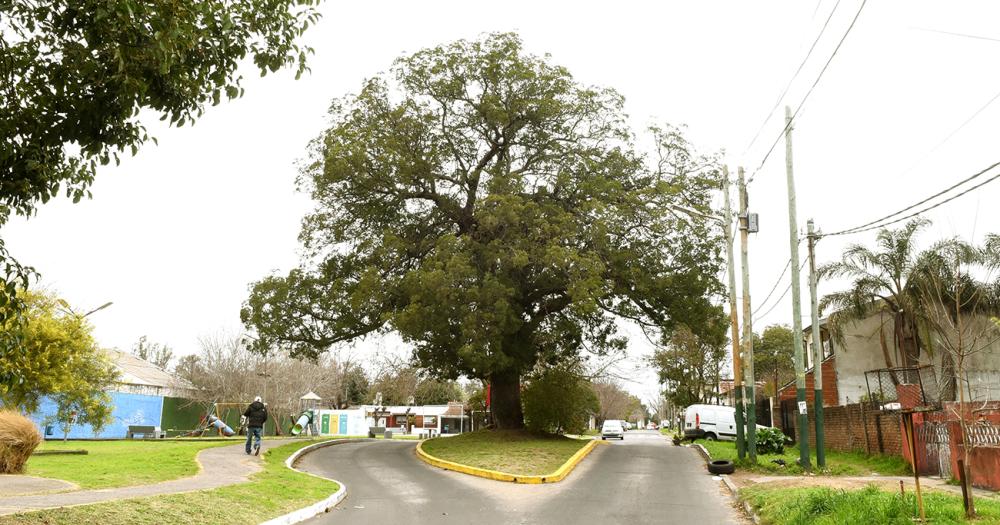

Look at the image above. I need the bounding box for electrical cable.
[747,0,868,184]
[823,160,1000,236]
[742,0,843,160]
[751,258,792,317]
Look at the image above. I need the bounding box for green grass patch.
[421,430,589,476]
[28,440,233,489]
[743,484,1000,524]
[6,440,338,524]
[694,439,911,476]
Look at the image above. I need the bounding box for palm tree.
[818,219,931,373]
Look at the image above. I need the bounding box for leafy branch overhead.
[243,33,726,428]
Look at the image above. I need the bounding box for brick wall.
[777,356,839,407]
[773,401,903,456]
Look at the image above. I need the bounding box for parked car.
[683,404,770,441]
[601,419,624,440]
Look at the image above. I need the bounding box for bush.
[0,410,42,473]
[756,426,790,454]
[522,368,598,434]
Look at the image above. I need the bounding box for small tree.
[591,379,632,427]
[522,367,598,434]
[650,319,727,408]
[132,335,174,370]
[915,237,1000,518]
[754,325,794,397]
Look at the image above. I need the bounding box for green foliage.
[743,484,1000,525]
[755,426,791,455]
[241,33,725,427]
[0,291,118,428]
[522,368,598,434]
[754,324,794,396]
[131,335,174,370]
[650,320,728,408]
[695,438,910,477]
[413,378,463,405]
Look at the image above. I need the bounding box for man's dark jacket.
[244,401,268,428]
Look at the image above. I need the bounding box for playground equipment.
[207,414,236,437]
[290,410,314,436]
[179,402,247,437]
[290,392,323,436]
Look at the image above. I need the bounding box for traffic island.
[416,430,602,483]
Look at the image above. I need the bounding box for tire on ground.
[707,459,735,475]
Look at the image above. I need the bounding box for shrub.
[0,410,42,473]
[756,426,790,454]
[522,368,599,434]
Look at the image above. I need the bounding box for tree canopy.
[0,0,321,389]
[0,290,118,433]
[242,33,725,428]
[753,324,794,397]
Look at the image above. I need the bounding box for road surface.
[298,430,742,524]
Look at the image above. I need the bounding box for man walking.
[243,396,267,456]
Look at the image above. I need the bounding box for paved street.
[299,430,742,524]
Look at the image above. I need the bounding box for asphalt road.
[299,430,742,524]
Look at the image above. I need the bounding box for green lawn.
[5,440,338,524]
[694,439,911,476]
[743,484,1000,524]
[421,430,590,476]
[27,440,233,489]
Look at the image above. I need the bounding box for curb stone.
[686,443,761,524]
[259,439,372,525]
[415,438,602,484]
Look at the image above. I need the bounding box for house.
[31,349,197,439]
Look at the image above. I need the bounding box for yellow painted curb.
[415,438,603,484]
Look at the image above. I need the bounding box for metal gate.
[917,422,950,478]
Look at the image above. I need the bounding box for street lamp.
[82,301,113,318]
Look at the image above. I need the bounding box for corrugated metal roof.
[105,348,194,390]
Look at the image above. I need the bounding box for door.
[321,414,330,434]
[339,414,348,435]
[719,409,737,439]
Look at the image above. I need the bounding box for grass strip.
[5,440,338,524]
[694,438,911,476]
[420,430,589,476]
[28,440,232,489]
[742,484,1000,524]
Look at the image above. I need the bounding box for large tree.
[242,33,724,428]
[0,0,321,389]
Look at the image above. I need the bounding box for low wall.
[774,401,903,456]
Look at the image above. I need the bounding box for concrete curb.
[688,443,761,524]
[259,439,370,525]
[415,438,602,484]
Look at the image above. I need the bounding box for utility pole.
[738,167,757,462]
[807,219,826,467]
[785,106,811,469]
[722,168,746,459]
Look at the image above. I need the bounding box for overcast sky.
[5,0,1000,404]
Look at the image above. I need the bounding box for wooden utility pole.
[807,219,825,467]
[785,106,811,469]
[738,167,757,462]
[722,168,746,459]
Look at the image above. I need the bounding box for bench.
[127,425,166,439]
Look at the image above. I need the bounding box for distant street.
[299,430,741,524]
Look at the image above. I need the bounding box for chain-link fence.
[864,365,941,412]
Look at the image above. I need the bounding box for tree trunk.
[490,370,524,429]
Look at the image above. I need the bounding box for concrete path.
[0,475,77,496]
[0,439,297,516]
[299,430,744,524]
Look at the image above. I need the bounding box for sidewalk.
[734,472,1000,500]
[0,439,297,516]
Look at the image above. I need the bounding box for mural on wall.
[31,391,164,439]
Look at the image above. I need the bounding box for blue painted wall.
[31,391,164,439]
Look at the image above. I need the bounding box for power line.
[751,257,792,317]
[742,0,843,159]
[752,260,809,324]
[824,160,1000,237]
[911,26,1000,43]
[747,0,868,184]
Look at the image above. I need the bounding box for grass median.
[743,484,1000,524]
[421,430,590,476]
[5,440,338,524]
[27,440,233,489]
[694,438,911,476]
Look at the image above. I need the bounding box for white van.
[683,404,738,441]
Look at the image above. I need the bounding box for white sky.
[6,0,1000,404]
